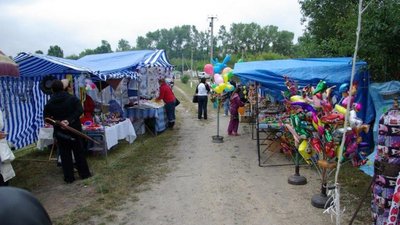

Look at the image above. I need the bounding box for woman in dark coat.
[44,80,91,183]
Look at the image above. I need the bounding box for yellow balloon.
[298,140,311,164]
[312,120,319,131]
[290,95,305,102]
[335,146,341,158]
[215,86,224,94]
[223,73,229,83]
[335,104,347,115]
[219,82,227,90]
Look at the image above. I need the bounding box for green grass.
[337,162,373,224]
[175,78,198,95]
[175,79,220,118]
[11,130,178,224]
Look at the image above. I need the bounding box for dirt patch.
[82,85,340,225]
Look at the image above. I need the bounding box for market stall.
[233,57,375,209]
[78,50,174,135]
[3,49,173,150]
[233,57,374,165]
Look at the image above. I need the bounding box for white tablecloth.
[36,127,55,150]
[36,119,137,150]
[103,119,137,150]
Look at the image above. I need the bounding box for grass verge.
[11,129,178,224]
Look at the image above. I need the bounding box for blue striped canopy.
[4,49,174,149]
[138,49,174,69]
[14,53,92,77]
[15,49,174,81]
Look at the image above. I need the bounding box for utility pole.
[181,53,184,77]
[190,48,193,77]
[208,15,217,63]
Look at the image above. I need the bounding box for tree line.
[37,0,399,82]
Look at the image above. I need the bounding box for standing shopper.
[223,93,230,116]
[44,79,91,184]
[156,78,176,128]
[228,86,244,136]
[222,81,235,117]
[0,110,15,186]
[196,78,210,120]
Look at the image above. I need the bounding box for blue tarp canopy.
[14,49,174,80]
[233,57,374,124]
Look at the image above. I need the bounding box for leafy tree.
[47,45,64,58]
[78,49,95,58]
[272,30,294,56]
[136,36,152,50]
[77,40,113,58]
[116,39,132,52]
[360,0,400,81]
[35,50,43,54]
[94,40,112,54]
[65,54,79,60]
[298,0,400,81]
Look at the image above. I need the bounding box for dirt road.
[84,86,334,225]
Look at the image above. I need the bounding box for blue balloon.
[212,55,231,74]
[339,83,349,93]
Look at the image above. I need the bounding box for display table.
[102,119,137,150]
[37,127,55,150]
[36,119,137,151]
[125,106,167,134]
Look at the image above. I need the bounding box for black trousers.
[197,96,208,119]
[57,136,91,182]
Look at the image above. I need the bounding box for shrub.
[180,75,190,84]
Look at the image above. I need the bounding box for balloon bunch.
[282,76,369,169]
[204,55,236,94]
[334,82,370,166]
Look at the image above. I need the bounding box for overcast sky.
[0,0,306,57]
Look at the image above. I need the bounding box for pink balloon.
[214,74,223,84]
[204,64,214,75]
[342,96,354,107]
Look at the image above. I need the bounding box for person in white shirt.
[0,110,15,186]
[196,78,210,120]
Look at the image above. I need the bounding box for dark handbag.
[175,98,180,107]
[192,95,198,103]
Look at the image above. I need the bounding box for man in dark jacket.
[44,79,91,183]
